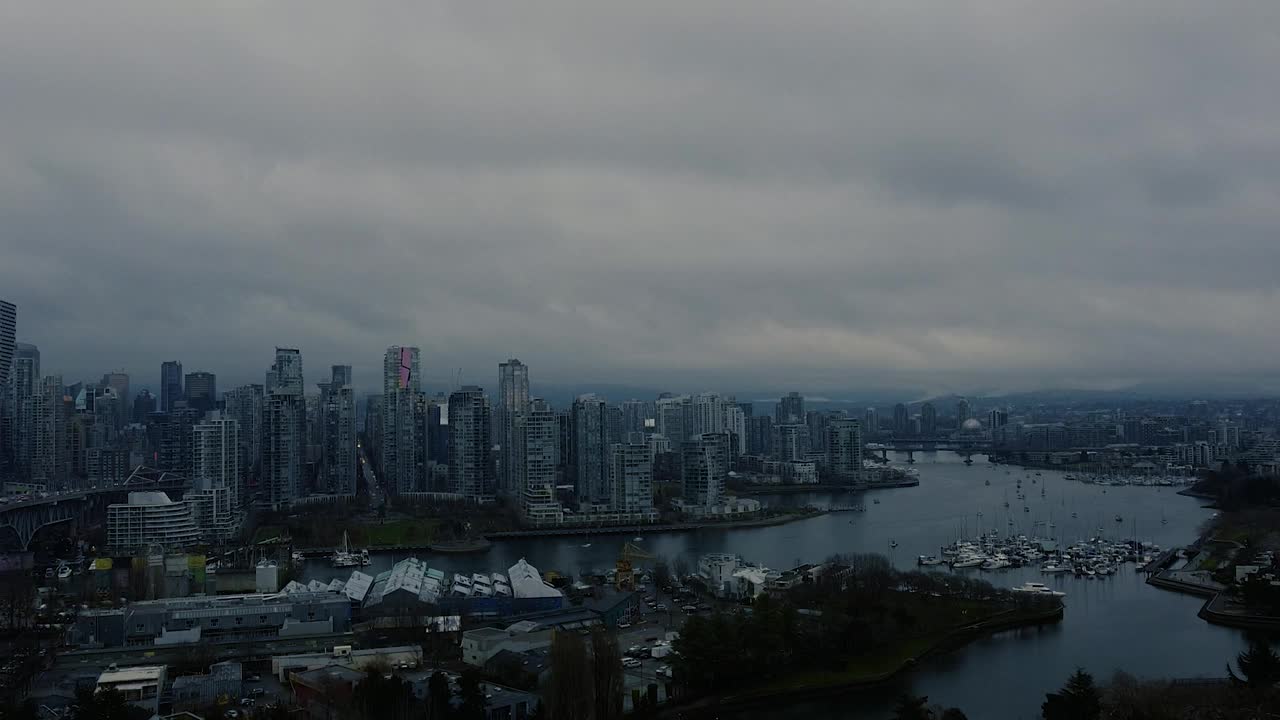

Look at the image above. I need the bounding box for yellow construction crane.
[616,542,654,591]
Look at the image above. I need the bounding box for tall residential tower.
[382,346,422,494]
[496,359,530,498]
[262,349,304,509]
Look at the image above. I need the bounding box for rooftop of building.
[116,491,176,506]
[273,645,422,664]
[293,664,365,689]
[487,648,551,674]
[97,665,166,685]
[171,661,240,688]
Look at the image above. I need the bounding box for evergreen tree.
[1042,668,1101,720]
[427,670,454,719]
[457,668,488,720]
[1228,638,1280,689]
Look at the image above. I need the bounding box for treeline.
[671,553,1057,694]
[1191,463,1280,510]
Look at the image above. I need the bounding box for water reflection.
[303,453,1246,718]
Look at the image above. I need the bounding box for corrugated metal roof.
[344,571,374,602]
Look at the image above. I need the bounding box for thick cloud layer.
[3,3,1279,396]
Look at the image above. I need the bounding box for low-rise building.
[291,664,365,712]
[462,625,554,667]
[96,665,167,716]
[484,648,552,691]
[271,645,422,682]
[70,591,351,649]
[171,661,242,711]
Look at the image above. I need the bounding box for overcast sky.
[3,3,1280,398]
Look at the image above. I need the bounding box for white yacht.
[981,556,1011,571]
[1012,582,1065,597]
[1041,564,1069,574]
[951,555,985,569]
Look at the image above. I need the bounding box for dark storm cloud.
[3,2,1280,395]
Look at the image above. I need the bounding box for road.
[358,444,385,509]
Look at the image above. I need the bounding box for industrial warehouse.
[71,557,563,649]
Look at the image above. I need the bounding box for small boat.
[581,543,592,548]
[57,565,71,580]
[951,556,985,569]
[359,549,371,566]
[985,479,991,486]
[332,531,361,568]
[917,555,943,566]
[889,540,899,549]
[634,537,643,542]
[1071,512,1078,519]
[1041,564,1069,574]
[1114,515,1123,523]
[291,551,304,563]
[1024,506,1030,513]
[44,568,54,579]
[873,498,881,505]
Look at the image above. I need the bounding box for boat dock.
[1140,549,1178,574]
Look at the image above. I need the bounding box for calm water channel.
[302,453,1248,719]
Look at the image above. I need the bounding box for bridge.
[866,439,994,463]
[0,467,191,550]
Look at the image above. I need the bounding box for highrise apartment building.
[191,413,241,540]
[772,424,810,462]
[609,442,653,514]
[262,349,304,509]
[776,392,805,425]
[0,300,14,398]
[184,372,217,413]
[222,384,263,491]
[826,418,864,485]
[382,346,423,494]
[572,395,610,507]
[7,343,38,473]
[32,375,68,484]
[161,361,183,413]
[318,365,357,496]
[496,359,529,498]
[0,301,16,466]
[681,432,729,508]
[518,399,562,525]
[448,386,491,499]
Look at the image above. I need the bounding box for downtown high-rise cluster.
[0,300,869,531]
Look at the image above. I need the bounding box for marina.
[296,452,1250,719]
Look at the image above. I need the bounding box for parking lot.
[613,582,716,711]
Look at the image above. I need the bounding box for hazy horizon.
[5,4,1280,396]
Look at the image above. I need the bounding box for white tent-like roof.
[507,558,563,600]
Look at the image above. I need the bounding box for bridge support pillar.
[880,448,889,460]
[963,452,973,465]
[905,450,915,463]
